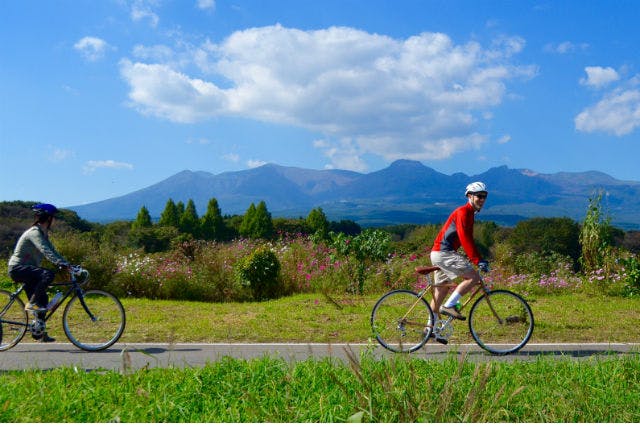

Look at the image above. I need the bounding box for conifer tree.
[251,201,275,239]
[158,198,179,228]
[131,206,152,230]
[179,199,200,237]
[239,203,257,237]
[201,198,225,241]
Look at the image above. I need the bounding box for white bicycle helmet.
[465,182,488,196]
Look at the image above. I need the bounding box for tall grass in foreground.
[1,353,638,423]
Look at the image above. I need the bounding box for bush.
[620,255,640,297]
[235,246,282,300]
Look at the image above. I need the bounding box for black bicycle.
[0,266,126,351]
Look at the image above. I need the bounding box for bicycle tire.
[371,289,434,353]
[468,289,534,355]
[62,289,126,351]
[0,290,28,351]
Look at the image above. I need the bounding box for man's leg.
[440,270,481,320]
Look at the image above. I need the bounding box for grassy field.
[1,353,638,422]
[38,292,640,344]
[2,292,639,422]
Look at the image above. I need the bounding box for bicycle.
[371,265,534,355]
[0,265,126,351]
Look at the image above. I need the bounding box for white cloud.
[580,66,620,88]
[197,0,215,11]
[48,147,74,162]
[222,153,240,163]
[544,41,589,54]
[132,44,174,62]
[119,25,534,169]
[498,134,511,144]
[247,159,266,168]
[74,37,110,61]
[83,160,134,174]
[130,0,159,27]
[575,87,640,136]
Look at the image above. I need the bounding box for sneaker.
[25,302,47,313]
[429,331,448,345]
[32,332,56,343]
[423,327,448,345]
[440,305,466,321]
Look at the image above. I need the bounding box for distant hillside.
[67,160,640,229]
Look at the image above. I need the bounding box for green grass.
[1,353,638,422]
[38,292,640,344]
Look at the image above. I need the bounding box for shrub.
[235,246,282,300]
[620,255,640,297]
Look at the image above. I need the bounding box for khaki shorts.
[430,251,475,286]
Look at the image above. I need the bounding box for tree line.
[128,198,361,253]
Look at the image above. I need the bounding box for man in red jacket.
[430,182,489,321]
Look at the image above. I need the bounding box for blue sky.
[2,0,640,208]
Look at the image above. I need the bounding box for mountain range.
[68,160,640,229]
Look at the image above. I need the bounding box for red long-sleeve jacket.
[431,202,482,265]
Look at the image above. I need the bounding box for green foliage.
[329,229,391,294]
[236,246,282,300]
[1,355,638,423]
[620,255,640,297]
[507,217,581,264]
[580,191,613,272]
[240,201,275,239]
[306,207,329,240]
[179,199,200,238]
[158,199,180,228]
[131,206,152,230]
[201,198,226,241]
[129,226,179,253]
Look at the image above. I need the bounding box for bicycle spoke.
[63,290,126,351]
[468,290,534,355]
[371,289,433,353]
[0,290,28,351]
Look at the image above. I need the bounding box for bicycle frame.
[408,268,501,326]
[0,270,91,330]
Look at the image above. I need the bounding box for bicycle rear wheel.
[62,290,126,351]
[0,290,28,351]
[371,289,434,353]
[468,289,534,355]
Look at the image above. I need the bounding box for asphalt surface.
[1,342,638,371]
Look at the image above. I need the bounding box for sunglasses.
[473,193,488,199]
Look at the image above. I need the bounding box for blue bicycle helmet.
[32,203,59,217]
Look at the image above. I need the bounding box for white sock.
[444,291,462,308]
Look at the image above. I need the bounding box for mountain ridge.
[67,161,640,229]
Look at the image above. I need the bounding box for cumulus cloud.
[83,160,134,174]
[74,36,110,61]
[119,25,534,169]
[575,87,640,136]
[580,66,620,88]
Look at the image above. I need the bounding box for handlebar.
[67,265,90,285]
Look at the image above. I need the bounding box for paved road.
[1,342,638,371]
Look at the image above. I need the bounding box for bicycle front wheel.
[371,289,434,353]
[63,290,126,351]
[468,289,534,355]
[0,290,28,351]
